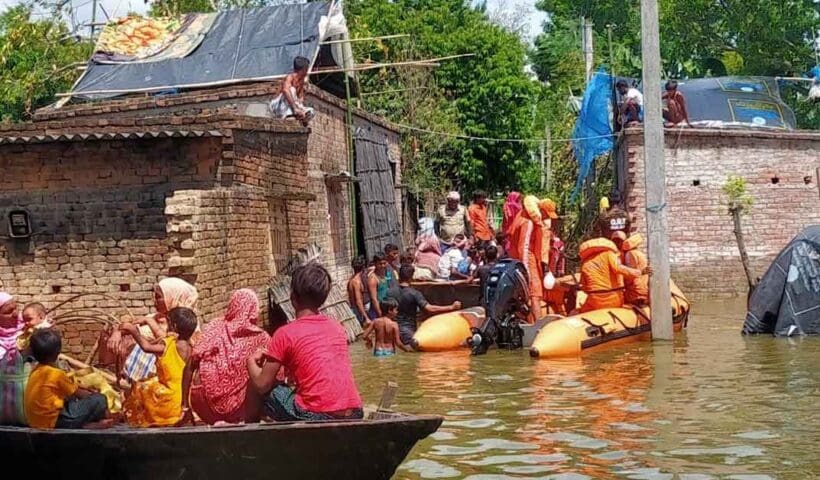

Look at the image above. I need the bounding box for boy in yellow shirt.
[25,329,109,429]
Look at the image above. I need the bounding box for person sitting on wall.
[247,264,363,422]
[662,80,693,128]
[270,56,316,126]
[616,80,643,127]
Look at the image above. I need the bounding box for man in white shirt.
[616,80,643,126]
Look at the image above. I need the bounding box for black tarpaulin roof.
[743,225,820,336]
[70,2,343,98]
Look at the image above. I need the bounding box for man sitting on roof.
[270,56,316,126]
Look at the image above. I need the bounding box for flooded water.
[351,299,819,479]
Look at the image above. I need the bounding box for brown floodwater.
[351,299,819,479]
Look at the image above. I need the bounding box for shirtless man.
[347,255,370,326]
[662,80,692,128]
[270,56,315,126]
[362,299,410,356]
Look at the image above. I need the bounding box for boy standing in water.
[362,299,410,357]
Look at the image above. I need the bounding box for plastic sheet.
[743,225,820,336]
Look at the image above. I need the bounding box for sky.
[0,0,547,42]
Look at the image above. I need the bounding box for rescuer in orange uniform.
[578,237,651,313]
[508,196,558,321]
[612,232,650,306]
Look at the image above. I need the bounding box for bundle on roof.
[70,1,353,99]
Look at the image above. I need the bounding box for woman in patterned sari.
[179,289,270,425]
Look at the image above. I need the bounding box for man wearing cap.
[435,191,471,250]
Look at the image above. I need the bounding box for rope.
[392,121,619,144]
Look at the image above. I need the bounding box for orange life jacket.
[579,238,625,313]
[621,234,649,304]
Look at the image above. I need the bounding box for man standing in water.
[389,265,462,347]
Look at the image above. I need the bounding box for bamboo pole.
[56,56,472,98]
[321,34,410,45]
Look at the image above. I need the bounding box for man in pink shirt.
[247,263,363,421]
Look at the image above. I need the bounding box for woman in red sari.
[179,289,270,425]
[501,192,523,253]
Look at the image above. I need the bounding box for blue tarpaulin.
[571,69,614,199]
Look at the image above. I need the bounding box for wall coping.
[26,82,399,134]
[622,126,820,143]
[0,112,308,144]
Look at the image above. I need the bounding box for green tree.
[0,6,92,122]
[345,0,544,194]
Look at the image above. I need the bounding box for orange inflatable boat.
[529,281,690,358]
[413,307,485,352]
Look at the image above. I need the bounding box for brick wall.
[0,138,219,353]
[165,188,273,322]
[623,128,820,298]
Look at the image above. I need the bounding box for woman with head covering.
[502,192,523,236]
[0,293,24,361]
[179,289,270,425]
[414,233,442,280]
[0,292,27,425]
[107,278,199,382]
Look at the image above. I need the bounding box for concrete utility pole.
[91,0,98,38]
[640,0,673,340]
[582,17,594,83]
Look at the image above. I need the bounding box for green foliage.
[722,175,754,213]
[0,6,92,122]
[345,0,544,195]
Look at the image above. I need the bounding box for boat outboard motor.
[469,259,530,355]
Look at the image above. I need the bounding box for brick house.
[0,83,401,354]
[619,128,820,298]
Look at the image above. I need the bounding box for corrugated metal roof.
[0,130,224,145]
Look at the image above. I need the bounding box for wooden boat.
[0,412,442,480]
[410,280,480,318]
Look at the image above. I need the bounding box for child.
[17,302,53,354]
[122,307,196,427]
[494,231,508,259]
[24,329,109,429]
[362,299,410,357]
[247,263,363,421]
